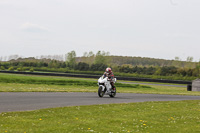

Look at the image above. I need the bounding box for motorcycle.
[97,75,117,98]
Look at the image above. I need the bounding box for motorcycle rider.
[103,67,116,91]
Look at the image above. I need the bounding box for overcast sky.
[0,0,200,61]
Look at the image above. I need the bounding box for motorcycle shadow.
[97,96,133,99]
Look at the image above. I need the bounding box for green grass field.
[0,73,153,92]
[0,73,199,95]
[0,100,199,133]
[1,73,200,132]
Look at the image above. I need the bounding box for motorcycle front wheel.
[98,86,105,97]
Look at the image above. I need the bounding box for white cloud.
[20,22,49,32]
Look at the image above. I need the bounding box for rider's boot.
[112,85,116,92]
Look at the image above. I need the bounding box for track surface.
[1,92,200,113]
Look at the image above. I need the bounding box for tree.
[186,56,193,62]
[8,55,19,61]
[119,64,133,73]
[83,52,88,57]
[88,51,95,57]
[83,51,95,57]
[81,51,95,65]
[90,63,107,71]
[195,61,200,78]
[174,56,181,61]
[65,51,76,69]
[94,51,110,65]
[154,67,161,75]
[76,62,89,71]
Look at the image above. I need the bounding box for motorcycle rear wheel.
[98,86,105,97]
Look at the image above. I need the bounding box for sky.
[0,0,200,61]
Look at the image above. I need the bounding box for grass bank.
[0,100,199,133]
[0,73,149,88]
[0,73,155,93]
[0,73,200,95]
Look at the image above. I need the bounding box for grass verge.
[0,100,200,133]
[0,73,154,93]
[0,73,200,95]
[0,73,149,88]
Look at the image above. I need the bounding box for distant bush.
[17,68,23,71]
[8,67,14,71]
[30,68,34,72]
[0,66,5,70]
[22,67,31,71]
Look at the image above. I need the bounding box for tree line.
[0,50,199,79]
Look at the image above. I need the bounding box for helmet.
[106,67,112,73]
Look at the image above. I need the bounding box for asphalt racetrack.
[1,92,200,113]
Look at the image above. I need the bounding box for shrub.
[17,68,22,71]
[0,66,5,70]
[8,67,14,71]
[30,68,34,72]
